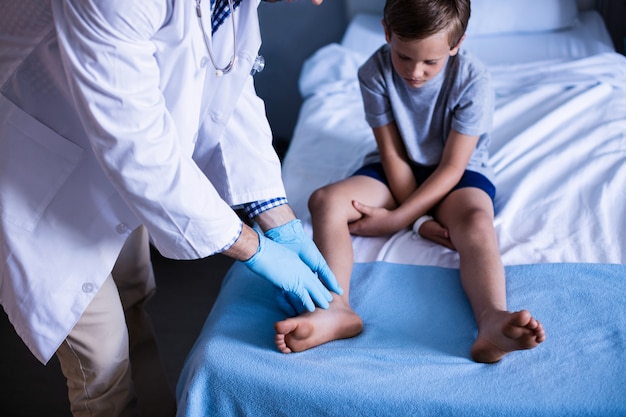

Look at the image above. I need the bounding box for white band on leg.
[412,215,434,234]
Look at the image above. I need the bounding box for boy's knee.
[463,210,495,242]
[448,207,492,236]
[308,186,333,213]
[468,208,493,229]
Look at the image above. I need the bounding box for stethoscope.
[195,0,265,77]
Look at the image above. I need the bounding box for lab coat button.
[82,282,95,293]
[200,57,209,68]
[211,112,224,122]
[116,223,129,234]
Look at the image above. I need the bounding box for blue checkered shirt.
[210,0,242,34]
[244,197,288,219]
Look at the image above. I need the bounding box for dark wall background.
[256,1,348,143]
[597,0,626,55]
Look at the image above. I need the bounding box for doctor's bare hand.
[242,229,333,312]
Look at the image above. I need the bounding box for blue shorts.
[353,162,496,203]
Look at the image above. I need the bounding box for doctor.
[0,0,339,416]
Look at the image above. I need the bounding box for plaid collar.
[210,0,242,34]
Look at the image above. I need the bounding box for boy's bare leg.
[274,176,394,353]
[436,188,545,363]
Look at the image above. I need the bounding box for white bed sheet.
[281,10,626,268]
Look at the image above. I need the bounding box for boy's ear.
[449,34,466,56]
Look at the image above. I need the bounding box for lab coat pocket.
[0,95,83,232]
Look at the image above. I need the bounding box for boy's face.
[383,22,463,89]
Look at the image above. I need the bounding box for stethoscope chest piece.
[251,55,265,75]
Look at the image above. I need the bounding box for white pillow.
[467,0,579,36]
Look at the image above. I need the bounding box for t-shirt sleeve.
[358,49,395,129]
[450,67,494,137]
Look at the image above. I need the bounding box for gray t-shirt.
[358,45,495,182]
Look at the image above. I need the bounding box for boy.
[274,0,545,363]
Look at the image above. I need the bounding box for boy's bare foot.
[274,299,363,353]
[471,309,545,363]
[417,218,455,250]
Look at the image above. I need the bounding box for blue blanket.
[176,262,626,417]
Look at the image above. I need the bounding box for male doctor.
[0,0,338,416]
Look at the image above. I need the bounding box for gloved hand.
[276,290,306,316]
[264,219,343,296]
[243,229,333,313]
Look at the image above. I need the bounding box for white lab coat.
[0,0,285,363]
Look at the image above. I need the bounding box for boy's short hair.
[383,0,470,49]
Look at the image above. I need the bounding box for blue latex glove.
[275,290,304,316]
[264,219,343,296]
[243,229,333,313]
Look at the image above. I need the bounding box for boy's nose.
[410,64,425,79]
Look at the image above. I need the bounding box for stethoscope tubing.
[195,0,237,77]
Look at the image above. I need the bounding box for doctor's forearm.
[253,204,297,231]
[222,225,260,261]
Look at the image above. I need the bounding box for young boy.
[274,0,545,363]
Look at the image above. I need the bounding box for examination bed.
[176,1,626,415]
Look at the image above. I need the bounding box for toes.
[274,318,297,335]
[510,310,532,327]
[519,314,546,342]
[274,334,292,354]
[502,311,546,344]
